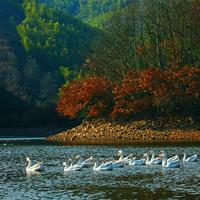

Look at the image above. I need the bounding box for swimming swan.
[117,150,133,164]
[63,162,82,172]
[183,153,198,162]
[143,152,161,165]
[149,150,162,165]
[159,150,179,163]
[160,153,180,168]
[129,157,145,166]
[26,157,43,173]
[93,162,113,171]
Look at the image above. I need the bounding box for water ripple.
[0,142,200,199]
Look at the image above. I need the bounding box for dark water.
[0,139,200,200]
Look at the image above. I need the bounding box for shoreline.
[47,118,200,145]
[47,140,200,146]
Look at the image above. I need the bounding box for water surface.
[0,139,200,199]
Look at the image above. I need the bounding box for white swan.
[100,150,125,168]
[26,157,43,173]
[63,161,82,172]
[183,153,198,162]
[75,155,94,167]
[117,150,133,164]
[143,153,151,165]
[129,157,145,166]
[160,153,180,168]
[93,162,113,171]
[149,150,162,165]
[167,155,179,162]
[96,159,123,168]
[159,150,179,163]
[143,152,161,165]
[100,159,124,168]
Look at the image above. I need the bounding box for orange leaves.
[57,76,113,119]
[57,66,200,120]
[112,66,200,119]
[111,70,152,119]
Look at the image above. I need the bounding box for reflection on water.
[0,140,200,199]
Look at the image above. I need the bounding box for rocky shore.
[47,117,200,145]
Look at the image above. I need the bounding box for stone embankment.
[48,118,200,145]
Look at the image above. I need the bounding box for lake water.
[0,139,200,199]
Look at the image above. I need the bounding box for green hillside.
[0,0,99,127]
[38,0,136,28]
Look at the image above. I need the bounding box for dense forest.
[38,0,136,28]
[1,0,200,128]
[0,0,131,127]
[58,0,200,121]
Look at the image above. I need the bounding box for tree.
[17,0,97,70]
[83,0,200,82]
[57,76,114,119]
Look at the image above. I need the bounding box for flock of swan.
[25,150,198,173]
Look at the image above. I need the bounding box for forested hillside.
[58,0,200,121]
[0,0,99,127]
[0,0,132,128]
[1,0,200,129]
[0,0,26,126]
[17,0,98,70]
[38,0,135,28]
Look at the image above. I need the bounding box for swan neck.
[119,154,123,161]
[146,154,150,163]
[151,151,155,160]
[183,153,186,161]
[26,159,31,169]
[86,156,93,162]
[162,156,167,167]
[93,163,97,170]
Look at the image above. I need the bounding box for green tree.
[83,0,200,81]
[17,0,97,70]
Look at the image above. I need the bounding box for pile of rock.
[47,117,200,145]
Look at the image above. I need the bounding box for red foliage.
[111,66,200,119]
[57,76,113,119]
[111,70,152,119]
[57,66,200,120]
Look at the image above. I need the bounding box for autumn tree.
[57,76,114,119]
